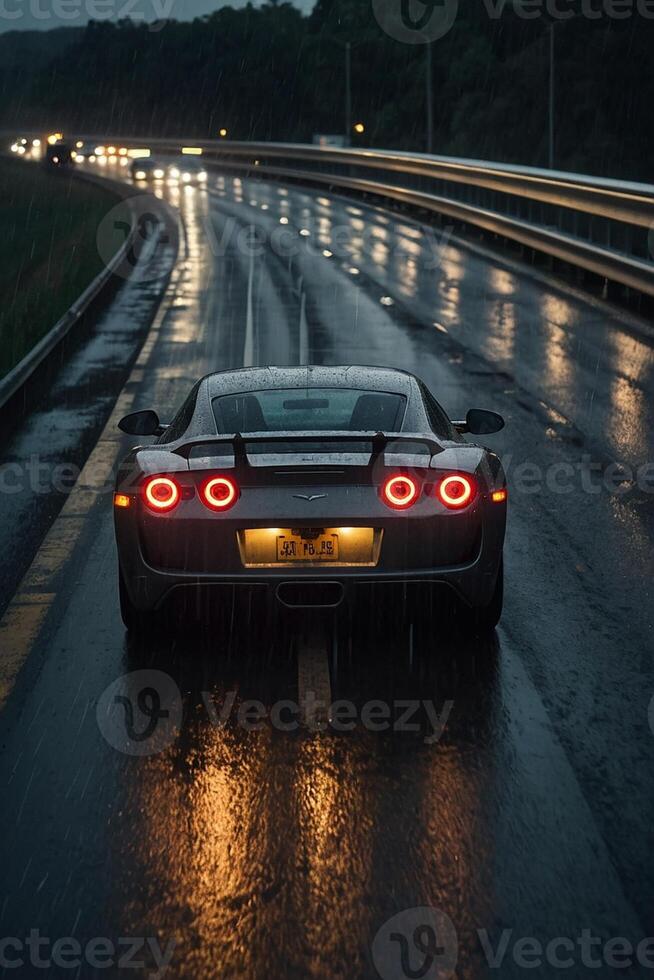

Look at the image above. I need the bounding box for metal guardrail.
[79,135,654,300]
[7,134,654,299]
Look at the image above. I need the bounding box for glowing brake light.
[381,474,419,510]
[201,476,238,511]
[143,476,180,512]
[437,474,475,509]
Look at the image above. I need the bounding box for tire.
[118,568,156,633]
[471,558,504,633]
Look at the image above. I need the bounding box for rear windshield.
[212,388,406,434]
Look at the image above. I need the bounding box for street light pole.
[548,22,555,169]
[345,41,352,146]
[426,41,433,154]
[504,4,556,168]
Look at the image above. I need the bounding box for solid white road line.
[298,290,309,365]
[296,630,333,730]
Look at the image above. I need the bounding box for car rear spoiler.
[170,431,444,467]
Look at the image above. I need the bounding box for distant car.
[72,141,92,160]
[113,366,507,632]
[130,158,166,182]
[44,140,73,169]
[167,157,208,185]
[9,137,28,155]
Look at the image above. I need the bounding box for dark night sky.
[0,0,315,33]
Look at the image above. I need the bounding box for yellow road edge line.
[0,602,53,707]
[0,218,184,714]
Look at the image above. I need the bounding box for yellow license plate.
[276,532,339,562]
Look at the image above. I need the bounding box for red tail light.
[201,475,239,511]
[436,474,475,509]
[143,476,180,513]
[381,474,419,510]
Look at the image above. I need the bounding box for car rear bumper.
[115,488,506,613]
[118,535,502,612]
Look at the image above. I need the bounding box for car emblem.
[292,493,327,501]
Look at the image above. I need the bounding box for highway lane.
[0,161,653,978]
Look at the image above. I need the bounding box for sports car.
[113,366,507,631]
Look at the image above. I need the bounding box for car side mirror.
[453,409,505,435]
[118,410,166,436]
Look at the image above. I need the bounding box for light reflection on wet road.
[0,159,653,978]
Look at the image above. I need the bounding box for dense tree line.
[1,0,653,180]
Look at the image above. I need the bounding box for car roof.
[202,365,418,397]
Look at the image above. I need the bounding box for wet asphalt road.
[0,162,653,979]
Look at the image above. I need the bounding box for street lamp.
[504,3,557,169]
[307,36,382,145]
[412,31,434,154]
[548,22,555,169]
[327,38,352,145]
[344,40,352,143]
[219,128,228,138]
[426,41,433,154]
[354,122,365,135]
